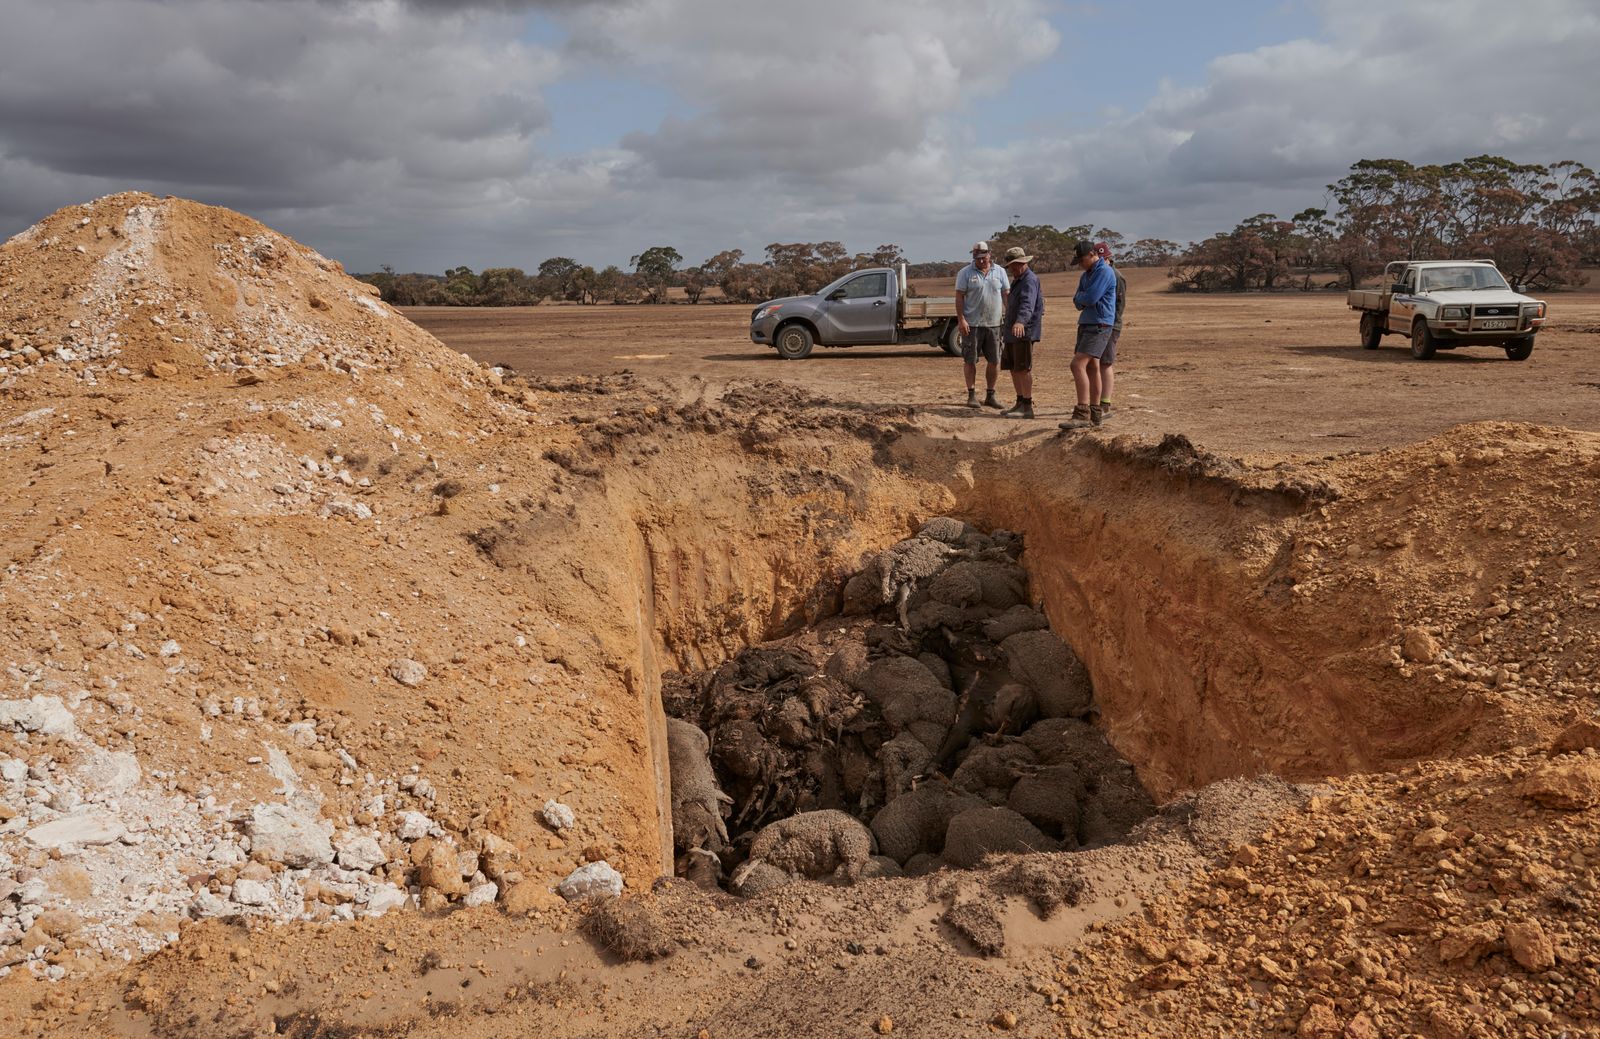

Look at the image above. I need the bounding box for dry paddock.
[404,267,1600,462]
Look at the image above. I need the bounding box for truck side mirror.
[826,289,846,301]
[1390,283,1405,294]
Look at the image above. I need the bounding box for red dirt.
[1,195,1597,1039]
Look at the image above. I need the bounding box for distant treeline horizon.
[357,154,1599,305]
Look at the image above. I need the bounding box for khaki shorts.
[1001,339,1034,372]
[961,326,1002,366]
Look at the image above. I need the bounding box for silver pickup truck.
[749,264,959,360]
[1348,260,1547,361]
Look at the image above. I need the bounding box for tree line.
[359,242,913,307]
[356,154,1599,305]
[1170,155,1600,292]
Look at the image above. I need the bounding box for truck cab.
[1348,260,1547,361]
[750,265,958,360]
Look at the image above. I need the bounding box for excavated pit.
[659,517,1158,895]
[603,420,1517,889]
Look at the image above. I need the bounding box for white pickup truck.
[1348,260,1547,361]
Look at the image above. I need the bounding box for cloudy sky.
[2,0,1597,272]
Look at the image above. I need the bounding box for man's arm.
[955,290,969,335]
[1095,266,1116,315]
[1011,276,1039,337]
[1075,267,1110,309]
[1077,265,1112,314]
[1017,277,1041,324]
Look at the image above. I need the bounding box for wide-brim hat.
[1002,246,1032,265]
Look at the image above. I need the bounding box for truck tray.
[901,297,957,319]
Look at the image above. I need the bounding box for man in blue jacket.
[999,246,1043,419]
[1061,240,1115,430]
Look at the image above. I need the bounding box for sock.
[1100,398,1111,405]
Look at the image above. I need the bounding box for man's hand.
[1011,322,1024,339]
[958,316,971,336]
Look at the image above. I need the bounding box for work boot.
[966,388,980,409]
[1058,405,1093,431]
[1000,399,1026,417]
[983,390,1002,409]
[1090,404,1103,426]
[1018,398,1034,420]
[1099,399,1114,418]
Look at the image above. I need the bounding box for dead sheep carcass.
[666,718,731,854]
[851,654,955,751]
[869,781,986,864]
[1000,629,1093,718]
[742,809,876,885]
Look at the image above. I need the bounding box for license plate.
[1479,319,1513,329]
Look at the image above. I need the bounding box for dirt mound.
[0,196,944,989]
[0,192,473,384]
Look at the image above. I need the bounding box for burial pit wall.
[512,408,1491,879]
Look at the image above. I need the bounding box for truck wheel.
[1359,312,1382,350]
[773,324,814,361]
[1410,319,1437,360]
[938,321,961,356]
[1505,337,1534,361]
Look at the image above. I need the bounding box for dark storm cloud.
[2,0,1596,272]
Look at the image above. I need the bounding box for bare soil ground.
[403,268,1600,460]
[1,197,1598,1039]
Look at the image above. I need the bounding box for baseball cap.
[971,241,991,255]
[1073,240,1097,260]
[1094,242,1112,260]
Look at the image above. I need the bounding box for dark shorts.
[1075,324,1113,360]
[1001,338,1034,372]
[961,325,1002,366]
[1104,328,1121,365]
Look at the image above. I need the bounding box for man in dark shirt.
[999,246,1043,419]
[1094,242,1126,421]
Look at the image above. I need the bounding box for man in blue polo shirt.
[954,241,1009,410]
[1060,240,1116,430]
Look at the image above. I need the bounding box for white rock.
[0,759,26,784]
[557,861,623,902]
[247,804,333,867]
[26,811,125,849]
[541,799,575,830]
[395,811,435,841]
[326,499,373,520]
[334,832,386,871]
[18,878,47,905]
[158,640,182,658]
[0,696,76,737]
[230,878,273,906]
[362,884,409,916]
[190,891,230,918]
[463,881,499,908]
[388,658,427,688]
[77,748,141,794]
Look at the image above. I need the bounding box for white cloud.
[569,0,1058,182]
[1029,0,1600,242]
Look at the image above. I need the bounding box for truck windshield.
[1417,266,1510,292]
